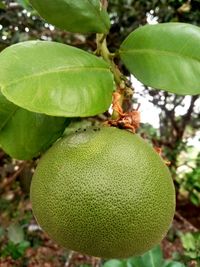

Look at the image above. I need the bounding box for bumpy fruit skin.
[30,126,175,259]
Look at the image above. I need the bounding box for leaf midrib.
[120,48,200,64]
[86,0,108,31]
[0,66,110,89]
[149,251,156,267]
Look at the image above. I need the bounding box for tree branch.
[101,0,108,10]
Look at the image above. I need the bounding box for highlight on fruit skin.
[30,126,175,259]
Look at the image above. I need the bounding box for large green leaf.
[120,23,200,95]
[0,41,114,117]
[0,91,68,160]
[29,0,110,34]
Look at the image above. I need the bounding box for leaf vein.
[2,66,110,88]
[86,0,108,30]
[121,48,200,63]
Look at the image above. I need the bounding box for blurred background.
[0,0,200,266]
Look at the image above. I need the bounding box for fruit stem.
[96,34,134,119]
[96,34,123,86]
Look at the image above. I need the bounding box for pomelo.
[30,126,175,258]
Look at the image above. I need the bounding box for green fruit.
[30,126,175,259]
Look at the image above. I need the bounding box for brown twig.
[101,0,108,10]
[0,162,26,190]
[92,257,102,267]
[64,251,74,267]
[175,211,198,232]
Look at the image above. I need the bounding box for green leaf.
[142,245,164,267]
[0,41,114,117]
[0,1,6,10]
[2,240,30,260]
[127,256,144,267]
[103,259,127,267]
[180,232,200,259]
[120,23,200,95]
[127,245,164,267]
[163,261,186,267]
[16,0,30,9]
[189,192,200,206]
[0,91,68,160]
[3,241,22,259]
[7,224,24,244]
[0,91,18,131]
[29,0,110,34]
[17,240,30,255]
[180,232,196,251]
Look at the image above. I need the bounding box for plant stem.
[101,0,108,10]
[97,35,127,85]
[92,257,102,267]
[96,33,133,118]
[64,251,74,267]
